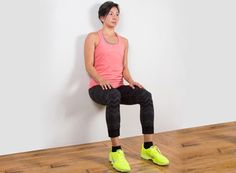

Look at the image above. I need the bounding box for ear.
[100,16,105,23]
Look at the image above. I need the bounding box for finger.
[104,84,108,90]
[106,84,109,90]
[130,84,135,89]
[135,83,142,88]
[133,83,137,88]
[101,85,104,90]
[107,84,111,89]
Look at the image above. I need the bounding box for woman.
[84,1,169,172]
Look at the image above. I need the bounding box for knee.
[138,89,153,104]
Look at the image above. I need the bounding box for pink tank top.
[88,29,125,89]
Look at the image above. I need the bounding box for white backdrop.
[0,0,235,155]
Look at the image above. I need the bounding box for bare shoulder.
[85,32,99,43]
[120,36,128,47]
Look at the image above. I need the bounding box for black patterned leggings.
[88,84,154,138]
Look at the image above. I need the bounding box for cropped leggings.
[88,84,154,138]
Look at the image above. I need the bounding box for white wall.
[0,0,235,155]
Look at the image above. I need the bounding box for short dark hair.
[98,1,120,24]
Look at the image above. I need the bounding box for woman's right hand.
[99,78,113,90]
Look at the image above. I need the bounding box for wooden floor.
[1,121,236,173]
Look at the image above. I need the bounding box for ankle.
[112,145,122,152]
[144,141,153,149]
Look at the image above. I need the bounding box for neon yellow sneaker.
[109,149,131,172]
[141,144,170,165]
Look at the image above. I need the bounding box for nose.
[112,14,118,20]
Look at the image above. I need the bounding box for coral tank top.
[88,29,125,89]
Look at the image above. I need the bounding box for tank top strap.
[97,29,103,44]
[117,34,123,45]
[97,29,122,46]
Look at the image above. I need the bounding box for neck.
[102,26,116,36]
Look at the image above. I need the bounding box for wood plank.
[0,121,236,173]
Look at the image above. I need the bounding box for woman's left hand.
[129,81,144,89]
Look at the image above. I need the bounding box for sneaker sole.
[141,154,169,166]
[109,158,131,172]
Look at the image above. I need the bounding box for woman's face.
[101,7,119,28]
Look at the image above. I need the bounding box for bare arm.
[122,38,134,83]
[84,33,112,90]
[84,33,102,83]
[122,38,144,89]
